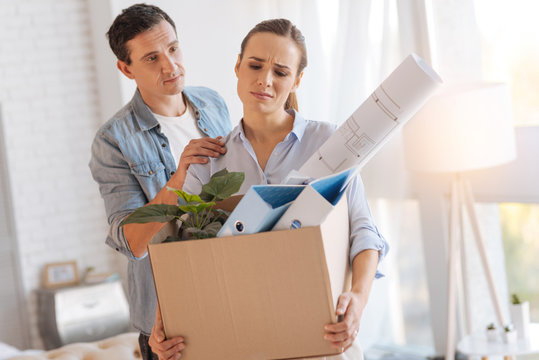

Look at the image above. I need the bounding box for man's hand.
[149,306,186,360]
[323,291,365,353]
[175,136,226,189]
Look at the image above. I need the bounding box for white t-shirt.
[153,105,204,166]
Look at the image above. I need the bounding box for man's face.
[117,20,185,101]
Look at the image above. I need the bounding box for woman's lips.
[251,91,273,100]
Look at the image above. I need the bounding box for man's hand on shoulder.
[175,136,226,189]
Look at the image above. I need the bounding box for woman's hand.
[149,306,186,360]
[324,249,378,352]
[323,291,366,353]
[175,137,226,189]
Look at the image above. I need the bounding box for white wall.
[0,0,124,348]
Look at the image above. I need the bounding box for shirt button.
[148,170,153,175]
[161,143,166,147]
[204,128,208,132]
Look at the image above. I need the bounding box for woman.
[149,18,388,360]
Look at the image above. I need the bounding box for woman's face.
[235,32,303,117]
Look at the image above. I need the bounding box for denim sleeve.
[89,131,148,260]
[213,92,232,136]
[347,174,389,278]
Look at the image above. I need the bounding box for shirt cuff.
[350,229,389,279]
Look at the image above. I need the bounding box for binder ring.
[234,220,245,233]
[290,219,302,229]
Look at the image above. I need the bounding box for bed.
[1,333,140,360]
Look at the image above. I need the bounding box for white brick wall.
[0,0,124,349]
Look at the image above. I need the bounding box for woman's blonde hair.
[239,18,307,111]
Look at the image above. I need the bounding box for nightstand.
[37,279,130,349]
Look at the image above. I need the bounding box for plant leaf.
[181,227,209,240]
[178,202,215,214]
[203,221,222,237]
[122,204,181,225]
[213,209,231,224]
[200,170,245,201]
[211,168,229,178]
[167,187,203,205]
[162,235,182,243]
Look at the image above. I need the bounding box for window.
[475,0,539,322]
[365,199,434,357]
[499,203,539,321]
[474,0,539,126]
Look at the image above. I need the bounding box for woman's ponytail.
[285,92,299,111]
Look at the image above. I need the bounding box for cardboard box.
[148,194,350,360]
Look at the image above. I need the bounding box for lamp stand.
[445,173,507,360]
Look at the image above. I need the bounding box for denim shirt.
[89,86,231,334]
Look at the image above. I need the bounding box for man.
[89,4,231,359]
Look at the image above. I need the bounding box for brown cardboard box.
[148,194,350,359]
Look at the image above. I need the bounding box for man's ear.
[291,71,304,92]
[234,55,241,78]
[117,60,134,80]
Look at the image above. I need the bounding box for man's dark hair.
[107,3,177,65]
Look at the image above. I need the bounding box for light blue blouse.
[183,110,389,275]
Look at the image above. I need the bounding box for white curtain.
[270,0,418,351]
[254,0,414,351]
[425,0,511,337]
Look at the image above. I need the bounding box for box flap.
[215,194,243,212]
[319,195,351,308]
[151,221,177,244]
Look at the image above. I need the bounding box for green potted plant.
[122,169,244,241]
[510,293,531,339]
[485,322,498,342]
[502,323,517,344]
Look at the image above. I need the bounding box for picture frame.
[43,261,79,288]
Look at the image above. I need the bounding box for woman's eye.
[275,70,287,77]
[249,64,262,70]
[147,55,157,62]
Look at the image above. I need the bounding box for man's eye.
[170,46,177,53]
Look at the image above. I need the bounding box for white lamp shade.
[403,82,517,173]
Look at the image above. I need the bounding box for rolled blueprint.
[299,53,443,179]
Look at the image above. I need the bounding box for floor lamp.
[403,83,517,359]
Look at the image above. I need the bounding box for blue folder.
[217,167,357,237]
[217,185,304,237]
